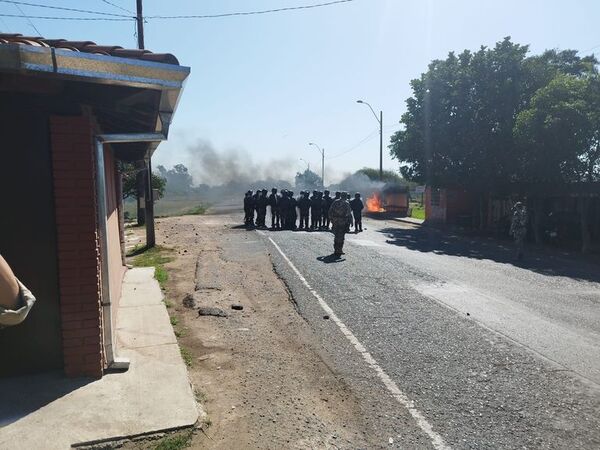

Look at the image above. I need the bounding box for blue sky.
[2,0,599,184]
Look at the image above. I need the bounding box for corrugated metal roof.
[0,33,179,65]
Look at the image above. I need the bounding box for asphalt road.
[250,216,600,449]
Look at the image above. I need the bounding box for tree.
[295,169,322,191]
[121,162,166,200]
[156,164,194,196]
[514,74,600,251]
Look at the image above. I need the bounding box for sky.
[1,0,599,184]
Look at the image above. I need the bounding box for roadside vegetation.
[128,245,174,289]
[410,203,425,220]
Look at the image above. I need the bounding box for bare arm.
[0,255,20,310]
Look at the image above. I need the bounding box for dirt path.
[133,214,377,449]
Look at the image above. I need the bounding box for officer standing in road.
[311,190,323,230]
[328,192,353,257]
[268,188,280,229]
[287,190,298,230]
[243,190,254,226]
[298,191,310,230]
[256,189,268,228]
[349,192,364,233]
[510,201,528,260]
[322,190,333,230]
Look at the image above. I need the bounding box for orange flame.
[366,192,385,212]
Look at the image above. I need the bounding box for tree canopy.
[389,37,599,191]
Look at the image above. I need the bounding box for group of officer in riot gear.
[243,188,365,233]
[243,188,365,256]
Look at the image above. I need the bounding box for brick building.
[0,34,190,378]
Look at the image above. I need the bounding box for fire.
[366,192,385,212]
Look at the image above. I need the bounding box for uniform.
[287,192,298,230]
[268,189,280,229]
[322,191,333,230]
[510,203,528,260]
[279,191,289,229]
[329,194,353,256]
[243,191,254,226]
[349,195,364,232]
[311,191,323,230]
[298,192,310,230]
[256,190,268,227]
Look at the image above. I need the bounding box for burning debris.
[365,184,410,217]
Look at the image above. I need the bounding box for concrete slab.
[0,268,199,450]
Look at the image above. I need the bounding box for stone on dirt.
[231,304,244,311]
[182,293,197,309]
[198,306,228,318]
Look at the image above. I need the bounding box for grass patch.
[125,198,209,219]
[410,204,425,220]
[179,205,207,216]
[129,245,174,289]
[154,429,193,450]
[180,347,193,367]
[170,316,179,326]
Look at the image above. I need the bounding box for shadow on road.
[377,226,600,282]
[317,254,346,264]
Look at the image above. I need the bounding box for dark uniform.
[329,192,353,257]
[310,191,322,230]
[298,191,310,229]
[252,190,260,225]
[256,189,268,227]
[287,191,297,230]
[322,190,333,230]
[268,188,280,229]
[279,190,289,229]
[243,190,254,226]
[349,193,364,232]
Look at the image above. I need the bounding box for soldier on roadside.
[349,192,364,233]
[510,201,528,260]
[328,192,353,257]
[322,190,333,230]
[256,189,268,228]
[298,191,311,230]
[311,190,323,230]
[268,188,280,229]
[287,190,298,230]
[243,190,254,226]
[279,189,289,230]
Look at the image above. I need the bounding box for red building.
[0,34,189,378]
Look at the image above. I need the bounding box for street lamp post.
[299,158,310,172]
[308,142,325,188]
[356,99,383,180]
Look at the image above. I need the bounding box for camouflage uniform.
[510,203,528,260]
[328,193,353,256]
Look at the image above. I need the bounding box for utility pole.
[135,0,156,247]
[379,110,383,181]
[357,100,384,180]
[136,0,144,49]
[309,143,325,189]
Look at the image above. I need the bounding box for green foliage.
[389,37,599,191]
[295,168,322,190]
[157,164,194,196]
[356,168,405,184]
[130,246,174,289]
[515,74,600,183]
[180,347,193,367]
[154,430,193,450]
[410,204,425,220]
[121,162,166,200]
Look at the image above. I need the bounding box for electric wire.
[0,0,355,22]
[99,0,134,15]
[327,129,379,160]
[0,0,132,17]
[12,2,40,35]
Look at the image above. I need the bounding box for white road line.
[261,233,450,450]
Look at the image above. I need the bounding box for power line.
[146,0,355,19]
[99,0,134,15]
[0,0,132,17]
[12,2,40,35]
[0,13,133,21]
[328,129,379,160]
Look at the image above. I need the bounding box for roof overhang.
[0,42,190,146]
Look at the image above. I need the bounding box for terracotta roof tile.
[0,33,180,65]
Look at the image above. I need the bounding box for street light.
[299,158,310,172]
[356,99,383,180]
[308,142,325,188]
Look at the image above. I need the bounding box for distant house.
[0,34,190,378]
